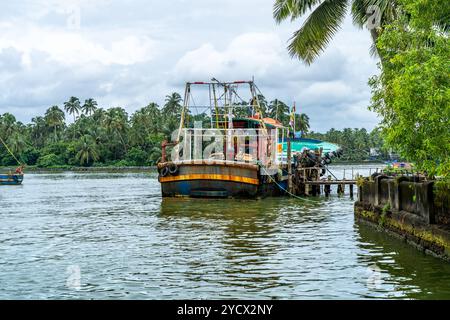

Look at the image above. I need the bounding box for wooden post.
[325,185,330,196]
[287,138,293,193]
[311,185,316,196]
[349,184,354,198]
[337,184,344,195]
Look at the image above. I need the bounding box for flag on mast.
[289,102,296,131]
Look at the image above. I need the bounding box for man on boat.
[15,165,24,175]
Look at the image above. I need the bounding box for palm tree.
[273,0,399,65]
[29,116,47,148]
[295,113,310,135]
[0,113,17,137]
[249,94,268,116]
[103,108,129,152]
[75,135,99,166]
[268,99,290,123]
[81,98,98,116]
[130,103,162,147]
[162,93,183,134]
[7,131,27,156]
[44,106,65,142]
[64,97,81,122]
[92,108,106,123]
[163,93,183,118]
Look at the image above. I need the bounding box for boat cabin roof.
[231,117,284,129]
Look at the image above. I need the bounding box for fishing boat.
[0,172,24,185]
[157,80,340,198]
[0,135,25,185]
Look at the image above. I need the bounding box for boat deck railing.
[169,127,286,166]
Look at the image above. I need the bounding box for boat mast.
[249,81,268,134]
[176,83,191,143]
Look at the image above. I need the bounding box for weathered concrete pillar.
[421,181,435,224]
[374,175,388,206]
[388,179,396,211]
[394,177,409,211]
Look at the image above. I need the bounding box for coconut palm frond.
[287,0,349,65]
[351,0,368,28]
[273,0,321,23]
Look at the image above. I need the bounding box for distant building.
[369,148,379,157]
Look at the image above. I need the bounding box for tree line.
[0,94,387,167]
[274,0,449,178]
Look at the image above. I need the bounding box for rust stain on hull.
[159,174,259,185]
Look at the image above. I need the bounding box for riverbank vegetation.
[0,95,387,167]
[275,0,449,179]
[369,0,449,179]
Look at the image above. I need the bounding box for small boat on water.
[0,172,24,185]
[0,136,25,186]
[157,80,340,198]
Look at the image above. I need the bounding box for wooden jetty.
[284,142,384,198]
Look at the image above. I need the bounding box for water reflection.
[158,197,341,297]
[1,167,450,299]
[356,222,450,299]
[159,198,283,291]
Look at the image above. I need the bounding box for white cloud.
[0,23,155,66]
[173,32,284,82]
[0,0,381,132]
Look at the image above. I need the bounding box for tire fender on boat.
[160,166,169,177]
[168,163,179,176]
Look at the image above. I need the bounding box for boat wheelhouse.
[157,80,340,198]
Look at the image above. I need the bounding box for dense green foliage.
[275,0,449,178]
[369,0,450,178]
[308,127,387,161]
[1,94,386,167]
[0,97,171,167]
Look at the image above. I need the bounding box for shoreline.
[0,161,386,174]
[0,166,156,173]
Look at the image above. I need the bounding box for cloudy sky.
[0,0,381,132]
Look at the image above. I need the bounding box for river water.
[1,164,450,299]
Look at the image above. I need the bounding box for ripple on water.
[1,166,450,299]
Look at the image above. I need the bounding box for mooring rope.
[0,135,22,166]
[257,161,317,202]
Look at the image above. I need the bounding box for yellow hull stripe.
[159,174,259,185]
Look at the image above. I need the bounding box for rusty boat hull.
[158,161,287,198]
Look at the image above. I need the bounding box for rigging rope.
[0,135,22,166]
